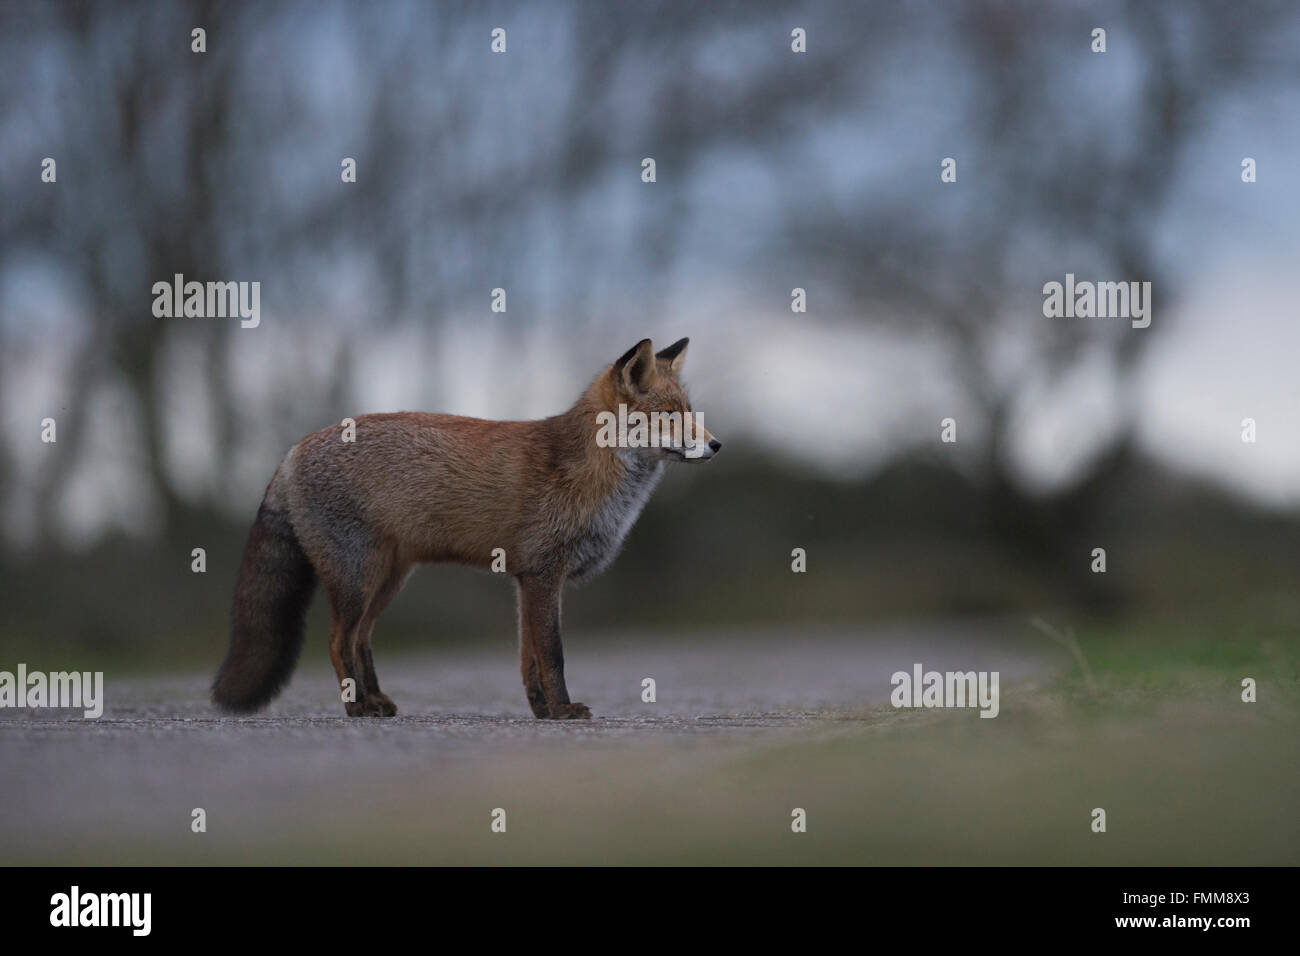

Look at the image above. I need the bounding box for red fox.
[212,338,719,719]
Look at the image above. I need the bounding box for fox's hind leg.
[348,563,410,717]
[324,586,366,716]
[320,558,402,717]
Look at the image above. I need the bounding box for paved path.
[0,622,1058,864]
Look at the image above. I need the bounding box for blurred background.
[3,0,1300,670]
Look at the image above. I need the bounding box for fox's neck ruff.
[564,450,663,584]
[552,389,633,494]
[545,391,664,582]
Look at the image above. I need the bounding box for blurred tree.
[0,0,1296,588]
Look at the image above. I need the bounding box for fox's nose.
[708,439,722,453]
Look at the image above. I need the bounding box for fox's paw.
[361,693,398,718]
[550,702,592,720]
[345,694,397,717]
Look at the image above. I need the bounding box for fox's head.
[598,337,720,463]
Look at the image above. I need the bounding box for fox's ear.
[613,339,657,394]
[655,337,689,375]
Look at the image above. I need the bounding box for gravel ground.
[0,622,1059,864]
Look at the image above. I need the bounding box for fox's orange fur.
[212,338,718,719]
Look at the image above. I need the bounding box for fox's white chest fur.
[566,455,664,584]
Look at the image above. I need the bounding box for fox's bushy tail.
[212,483,317,713]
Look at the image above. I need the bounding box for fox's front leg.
[519,649,550,718]
[515,574,590,719]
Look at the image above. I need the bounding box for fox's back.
[282,411,538,568]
